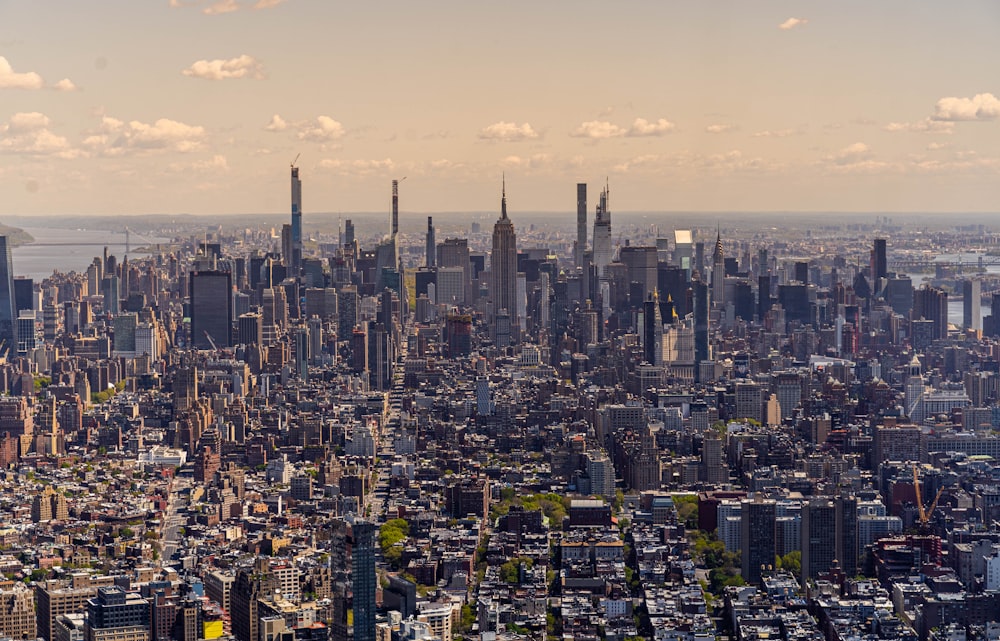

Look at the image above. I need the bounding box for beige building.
[0,581,36,640]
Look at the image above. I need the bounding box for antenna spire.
[501,173,507,219]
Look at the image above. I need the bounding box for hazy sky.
[1,1,999,215]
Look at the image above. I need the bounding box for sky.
[1,1,999,216]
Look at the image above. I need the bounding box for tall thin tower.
[290,163,302,273]
[491,177,518,345]
[425,216,435,267]
[592,182,611,278]
[391,179,400,238]
[0,237,14,357]
[576,183,587,270]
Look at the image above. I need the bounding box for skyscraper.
[963,279,981,331]
[576,183,587,270]
[425,216,435,267]
[352,521,377,641]
[872,237,887,282]
[592,183,611,279]
[290,164,302,274]
[190,271,233,349]
[741,497,776,585]
[712,229,724,308]
[490,178,518,344]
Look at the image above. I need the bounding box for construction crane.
[291,152,300,167]
[912,464,946,530]
[203,331,220,353]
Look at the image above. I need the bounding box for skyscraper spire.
[501,173,507,219]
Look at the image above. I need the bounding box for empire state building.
[490,178,518,347]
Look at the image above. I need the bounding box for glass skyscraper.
[0,237,16,357]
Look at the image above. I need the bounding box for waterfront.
[11,226,166,281]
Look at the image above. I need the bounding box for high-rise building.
[0,583,36,640]
[490,179,518,343]
[37,583,98,641]
[12,277,32,316]
[231,559,276,641]
[0,237,15,357]
[592,183,612,279]
[964,279,982,331]
[337,286,359,341]
[740,497,776,584]
[425,216,435,267]
[352,521,377,641]
[16,310,36,354]
[872,238,887,282]
[576,183,587,270]
[712,230,724,308]
[913,284,948,340]
[290,164,303,274]
[190,271,233,349]
[85,586,150,641]
[693,278,709,381]
[801,498,837,582]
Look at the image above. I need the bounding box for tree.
[673,495,699,529]
[776,550,801,575]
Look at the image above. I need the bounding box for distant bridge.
[25,227,166,253]
[888,256,1000,271]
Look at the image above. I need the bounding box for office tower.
[836,495,859,577]
[620,246,658,305]
[290,164,302,274]
[912,284,948,340]
[873,238,887,282]
[592,183,612,278]
[190,271,233,349]
[16,310,36,354]
[438,238,470,298]
[112,313,138,357]
[102,275,120,315]
[12,277,32,315]
[490,179,518,343]
[37,584,98,641]
[352,521,377,641]
[425,216,435,267]
[391,178,401,237]
[337,286,359,340]
[801,498,837,581]
[963,279,981,331]
[0,249,19,353]
[740,497,776,584]
[343,218,355,249]
[794,261,809,284]
[643,292,663,366]
[693,278,709,382]
[281,224,293,269]
[576,183,587,270]
[85,586,150,641]
[238,312,262,346]
[294,326,309,380]
[231,559,276,641]
[712,229,724,307]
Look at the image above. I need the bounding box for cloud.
[85,116,206,154]
[203,0,239,14]
[297,116,345,142]
[500,153,551,170]
[52,78,78,92]
[170,154,229,172]
[705,124,736,134]
[883,118,953,134]
[264,114,288,132]
[626,117,676,137]
[253,0,287,7]
[182,54,264,80]
[778,17,807,30]
[926,142,951,151]
[752,128,800,138]
[933,93,1000,122]
[0,112,81,159]
[478,121,539,142]
[318,158,395,176]
[0,56,44,89]
[571,120,627,139]
[826,142,873,164]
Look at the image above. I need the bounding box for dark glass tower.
[576,183,587,270]
[290,165,302,274]
[872,237,887,282]
[190,270,233,349]
[0,237,15,356]
[352,521,377,641]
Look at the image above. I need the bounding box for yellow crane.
[912,464,945,529]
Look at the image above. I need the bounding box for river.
[11,226,168,281]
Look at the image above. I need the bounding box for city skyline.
[1,1,999,215]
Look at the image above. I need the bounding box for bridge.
[887,256,1000,271]
[26,227,165,254]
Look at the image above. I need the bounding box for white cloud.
[827,142,873,164]
[0,112,81,159]
[626,117,676,137]
[0,56,44,89]
[571,120,627,139]
[752,128,800,138]
[86,116,206,154]
[933,93,1000,122]
[203,0,239,14]
[52,78,77,92]
[264,114,288,132]
[318,158,395,176]
[926,142,951,151]
[501,153,551,170]
[297,116,345,142]
[778,17,807,30]
[183,54,264,80]
[883,118,953,134]
[478,121,539,142]
[254,0,287,7]
[170,154,229,172]
[705,124,736,134]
